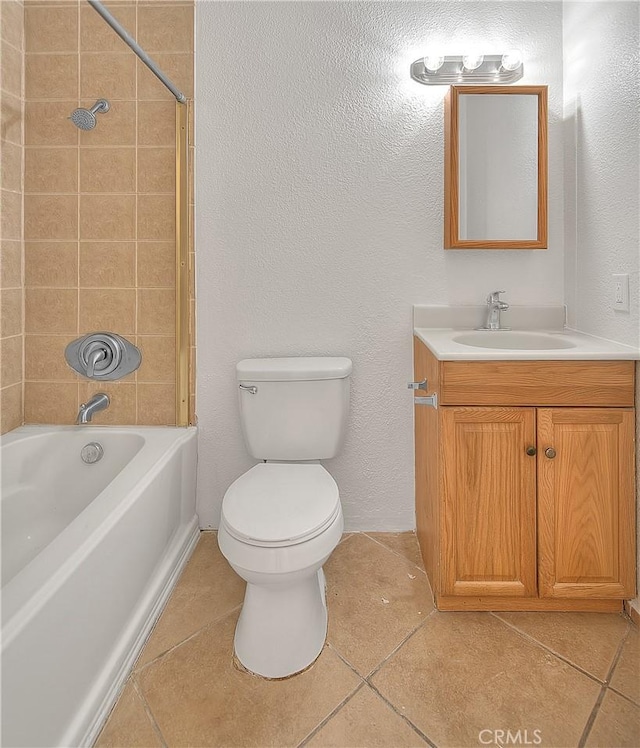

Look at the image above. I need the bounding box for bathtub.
[1,425,199,748]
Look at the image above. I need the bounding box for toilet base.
[234,568,328,679]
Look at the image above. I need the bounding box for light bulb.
[462,53,484,71]
[501,49,523,71]
[423,54,444,72]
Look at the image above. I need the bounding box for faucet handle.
[487,290,506,303]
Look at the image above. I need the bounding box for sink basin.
[453,331,577,350]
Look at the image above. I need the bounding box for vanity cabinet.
[413,337,636,612]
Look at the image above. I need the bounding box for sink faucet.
[478,290,511,331]
[77,393,110,424]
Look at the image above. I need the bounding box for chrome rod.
[87,0,187,103]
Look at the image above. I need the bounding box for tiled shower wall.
[1,0,24,434]
[21,0,193,426]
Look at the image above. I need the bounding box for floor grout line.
[366,680,438,748]
[489,612,622,688]
[577,685,607,748]
[131,677,168,748]
[295,681,367,748]
[362,531,429,576]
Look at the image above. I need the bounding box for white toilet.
[218,356,352,679]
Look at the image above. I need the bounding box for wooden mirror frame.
[444,85,548,250]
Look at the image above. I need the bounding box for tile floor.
[96,532,640,748]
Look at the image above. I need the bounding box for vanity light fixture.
[411,52,524,85]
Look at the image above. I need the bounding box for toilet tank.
[236,357,352,460]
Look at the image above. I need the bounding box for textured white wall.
[195,1,565,530]
[563,1,640,614]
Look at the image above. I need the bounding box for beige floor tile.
[306,684,428,747]
[610,627,640,704]
[136,532,245,667]
[372,612,601,748]
[495,611,629,681]
[586,690,640,747]
[137,610,361,748]
[94,682,162,748]
[325,534,434,676]
[365,532,426,571]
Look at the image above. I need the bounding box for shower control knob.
[65,332,141,381]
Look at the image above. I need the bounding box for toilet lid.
[222,463,340,546]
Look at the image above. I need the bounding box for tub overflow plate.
[81,442,104,464]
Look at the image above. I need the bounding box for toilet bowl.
[218,356,352,678]
[218,463,344,678]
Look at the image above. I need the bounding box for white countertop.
[413,306,640,361]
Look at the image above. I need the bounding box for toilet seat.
[221,463,340,547]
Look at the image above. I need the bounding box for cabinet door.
[537,408,636,599]
[441,407,537,597]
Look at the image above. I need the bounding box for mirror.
[444,85,547,249]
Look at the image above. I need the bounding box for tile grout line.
[362,531,429,576]
[577,686,607,748]
[131,675,168,748]
[365,609,436,681]
[366,680,438,748]
[489,612,621,688]
[295,680,367,748]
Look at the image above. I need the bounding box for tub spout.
[77,393,110,424]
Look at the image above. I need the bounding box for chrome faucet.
[478,290,511,330]
[77,393,110,424]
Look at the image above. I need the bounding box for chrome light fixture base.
[411,55,523,85]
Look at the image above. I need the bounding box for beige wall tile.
[137,194,174,241]
[1,190,22,240]
[25,148,79,193]
[1,42,22,97]
[25,194,78,240]
[80,194,135,240]
[25,242,78,287]
[79,100,135,146]
[1,2,24,50]
[26,54,78,99]
[137,101,175,146]
[137,147,174,193]
[26,101,79,146]
[1,141,22,193]
[80,53,135,100]
[81,381,136,425]
[1,92,23,144]
[1,383,23,433]
[25,334,78,381]
[136,382,175,425]
[25,287,77,334]
[94,682,161,748]
[79,288,135,333]
[1,241,22,288]
[136,335,175,383]
[79,242,135,287]
[138,288,174,334]
[80,4,136,53]
[24,381,78,424]
[137,54,193,100]
[1,335,23,388]
[1,288,23,337]
[137,242,175,287]
[137,4,193,53]
[25,4,78,53]
[79,147,135,193]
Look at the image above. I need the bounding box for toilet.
[218,356,352,679]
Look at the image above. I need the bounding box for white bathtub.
[1,425,199,747]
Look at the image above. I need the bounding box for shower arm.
[86,0,187,104]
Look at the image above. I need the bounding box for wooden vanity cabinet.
[413,337,637,612]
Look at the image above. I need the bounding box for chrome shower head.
[69,99,110,130]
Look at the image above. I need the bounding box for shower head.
[69,99,110,130]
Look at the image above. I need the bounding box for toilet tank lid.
[237,357,352,382]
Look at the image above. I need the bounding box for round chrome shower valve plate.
[81,442,104,464]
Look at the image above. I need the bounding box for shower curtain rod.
[87,0,187,103]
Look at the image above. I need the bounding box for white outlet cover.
[612,273,630,312]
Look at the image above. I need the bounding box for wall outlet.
[612,273,630,312]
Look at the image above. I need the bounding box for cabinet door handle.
[525,446,537,456]
[544,447,557,459]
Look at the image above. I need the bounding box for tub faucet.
[477,290,511,330]
[77,393,110,424]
